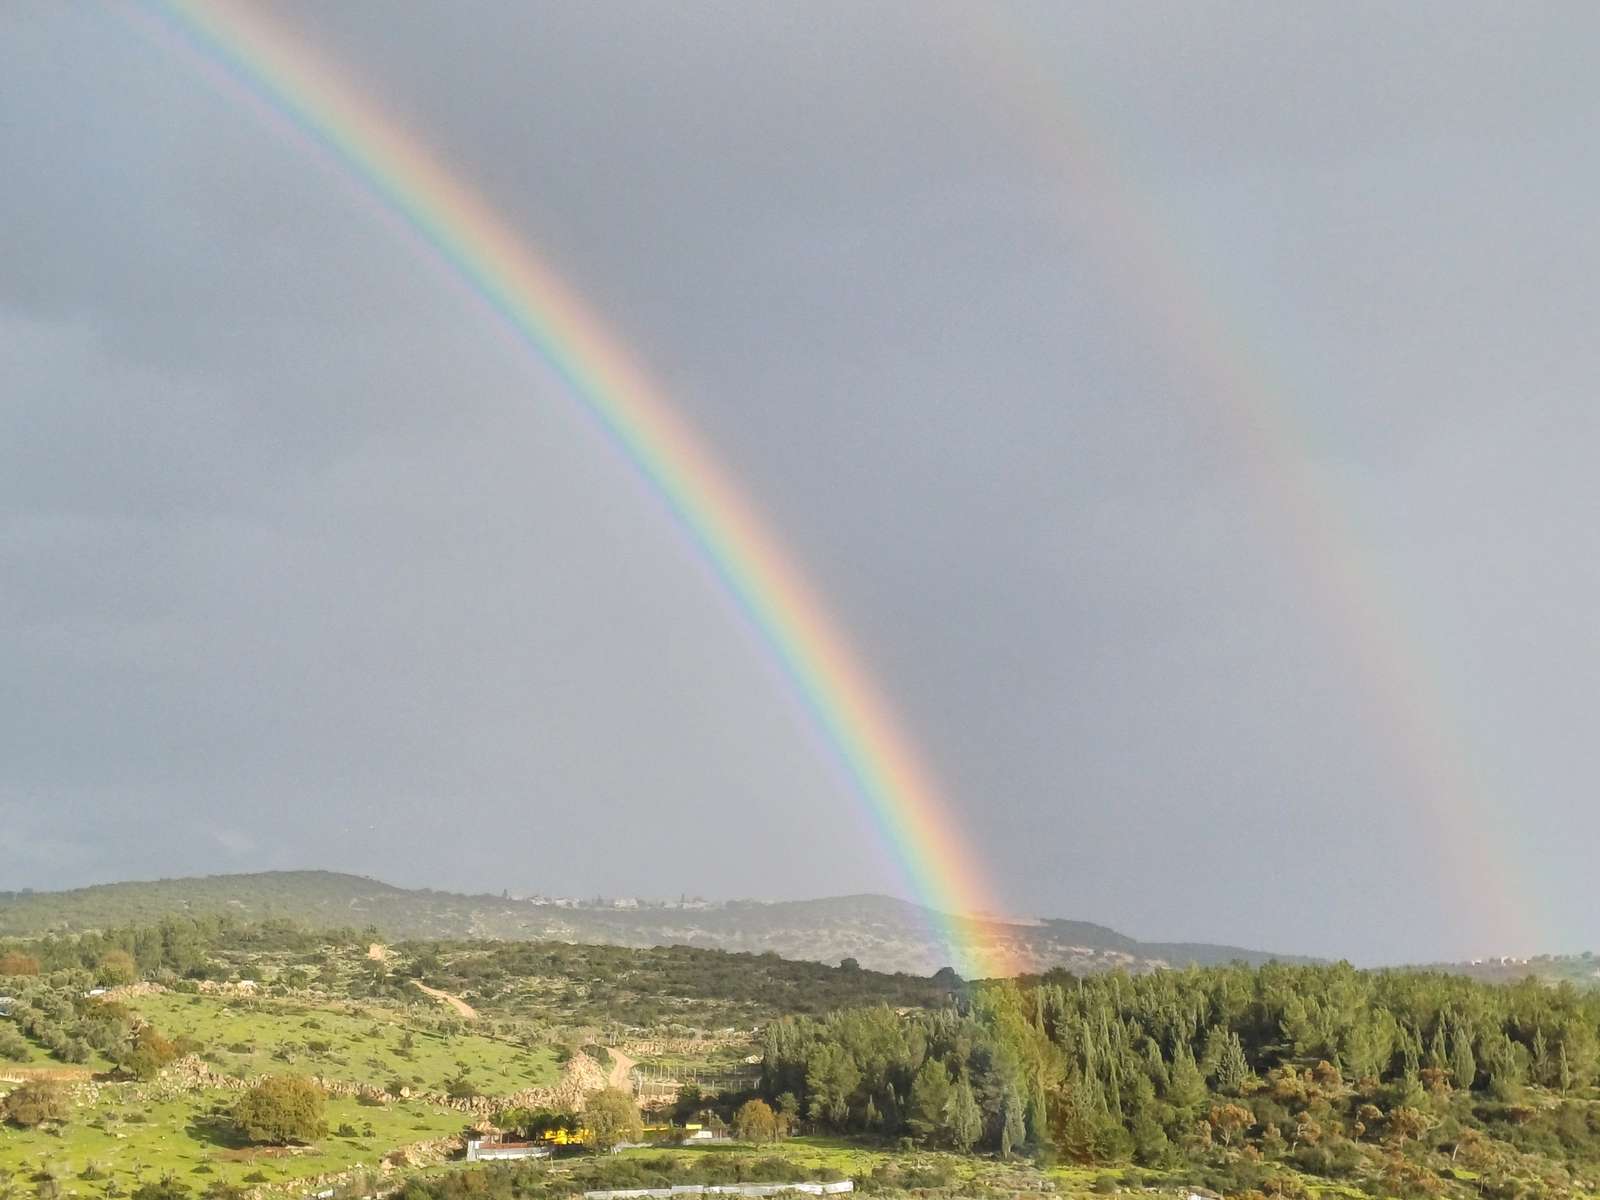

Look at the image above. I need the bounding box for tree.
[0,951,39,977]
[908,1058,952,1142]
[943,1076,982,1153]
[233,1076,327,1145]
[1166,1042,1207,1112]
[584,1087,642,1152]
[1207,1102,1254,1148]
[119,1026,179,1080]
[805,1044,861,1125]
[999,1088,1026,1159]
[775,1091,801,1136]
[98,950,139,987]
[1214,1033,1253,1095]
[4,1080,68,1127]
[1449,1029,1477,1092]
[734,1098,778,1143]
[672,1083,705,1125]
[1386,1106,1432,1148]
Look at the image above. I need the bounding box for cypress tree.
[944,1076,982,1153]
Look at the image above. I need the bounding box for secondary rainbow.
[139,0,1013,977]
[963,13,1543,954]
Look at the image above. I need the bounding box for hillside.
[0,871,1309,975]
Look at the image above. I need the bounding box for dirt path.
[412,980,478,1020]
[605,1045,637,1090]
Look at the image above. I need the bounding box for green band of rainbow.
[145,0,1011,978]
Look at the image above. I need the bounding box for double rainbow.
[143,1,1011,978]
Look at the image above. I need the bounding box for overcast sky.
[4,2,1598,964]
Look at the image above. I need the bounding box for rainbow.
[964,13,1542,955]
[137,1,1013,978]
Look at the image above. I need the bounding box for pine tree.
[1450,1029,1477,1092]
[1000,1087,1026,1159]
[908,1059,952,1142]
[1426,1023,1449,1072]
[1215,1032,1251,1095]
[1166,1041,1207,1112]
[944,1076,983,1153]
[1200,1024,1231,1079]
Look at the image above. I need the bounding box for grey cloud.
[3,2,1597,962]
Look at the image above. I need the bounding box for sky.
[3,2,1598,965]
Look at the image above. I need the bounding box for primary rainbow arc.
[147,0,1012,978]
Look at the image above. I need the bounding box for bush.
[132,1178,192,1200]
[4,1079,69,1126]
[0,1026,29,1060]
[119,1027,179,1080]
[98,950,139,987]
[232,1075,327,1145]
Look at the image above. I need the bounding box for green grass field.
[0,1087,467,1192]
[122,991,559,1097]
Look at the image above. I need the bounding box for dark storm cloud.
[3,2,1598,962]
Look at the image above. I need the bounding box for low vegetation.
[7,911,1600,1198]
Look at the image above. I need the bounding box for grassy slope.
[125,991,559,1096]
[0,1088,465,1192]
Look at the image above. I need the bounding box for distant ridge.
[0,870,1314,976]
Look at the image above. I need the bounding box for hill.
[0,870,1309,975]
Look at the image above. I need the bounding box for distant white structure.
[465,1136,553,1162]
[583,1183,851,1199]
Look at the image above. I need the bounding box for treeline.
[0,915,368,980]
[762,963,1600,1193]
[392,940,962,1023]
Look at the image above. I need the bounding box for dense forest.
[761,964,1600,1197]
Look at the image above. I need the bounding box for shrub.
[3,1079,69,1126]
[120,1027,179,1080]
[98,950,139,987]
[0,1026,29,1060]
[233,1075,327,1145]
[733,1098,778,1143]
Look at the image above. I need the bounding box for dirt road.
[412,980,478,1020]
[605,1045,636,1090]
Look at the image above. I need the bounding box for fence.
[583,1183,852,1199]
